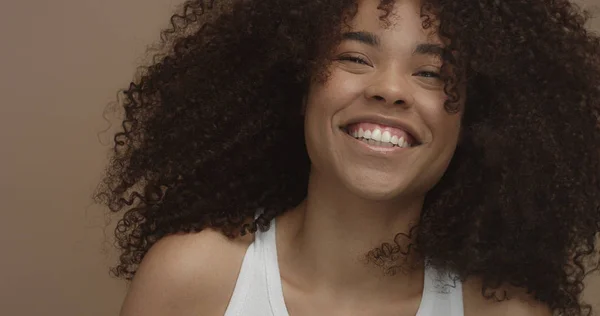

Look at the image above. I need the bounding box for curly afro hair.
[95,0,600,314]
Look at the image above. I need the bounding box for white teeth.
[399,137,405,148]
[347,128,413,148]
[371,129,382,141]
[381,131,391,143]
[360,138,393,147]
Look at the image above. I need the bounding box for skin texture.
[271,1,463,313]
[97,0,600,315]
[304,0,462,203]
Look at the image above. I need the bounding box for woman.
[95,0,600,315]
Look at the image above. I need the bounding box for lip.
[339,115,423,145]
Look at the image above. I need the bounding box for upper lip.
[340,115,423,145]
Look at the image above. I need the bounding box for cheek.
[415,91,461,139]
[303,84,338,162]
[434,116,461,151]
[432,116,462,168]
[419,111,462,190]
[307,70,365,111]
[415,97,462,174]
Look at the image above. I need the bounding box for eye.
[414,71,441,79]
[337,55,370,66]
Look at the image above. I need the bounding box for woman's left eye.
[415,71,441,78]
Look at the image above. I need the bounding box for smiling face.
[304,0,463,201]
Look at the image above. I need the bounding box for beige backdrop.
[0,1,598,315]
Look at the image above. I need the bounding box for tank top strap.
[254,216,290,315]
[418,264,464,316]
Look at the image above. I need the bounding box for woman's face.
[304,0,463,201]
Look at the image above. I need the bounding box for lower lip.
[341,130,414,154]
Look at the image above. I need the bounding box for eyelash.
[415,71,441,78]
[338,56,369,65]
[338,56,441,78]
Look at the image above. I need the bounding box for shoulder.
[462,277,552,316]
[119,227,254,316]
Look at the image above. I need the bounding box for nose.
[364,69,415,108]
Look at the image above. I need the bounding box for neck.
[277,168,426,302]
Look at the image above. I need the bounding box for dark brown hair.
[95,0,600,314]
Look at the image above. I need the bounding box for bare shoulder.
[119,227,254,316]
[463,277,553,316]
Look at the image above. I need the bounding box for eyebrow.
[341,31,444,57]
[342,31,380,46]
[413,43,444,57]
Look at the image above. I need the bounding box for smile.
[341,122,419,150]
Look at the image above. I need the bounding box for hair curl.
[95,0,600,314]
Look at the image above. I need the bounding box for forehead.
[344,0,442,46]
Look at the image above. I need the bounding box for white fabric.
[224,216,464,316]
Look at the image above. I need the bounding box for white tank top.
[224,216,464,316]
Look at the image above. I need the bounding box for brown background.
[0,1,598,315]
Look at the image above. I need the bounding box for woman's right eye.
[337,55,370,66]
